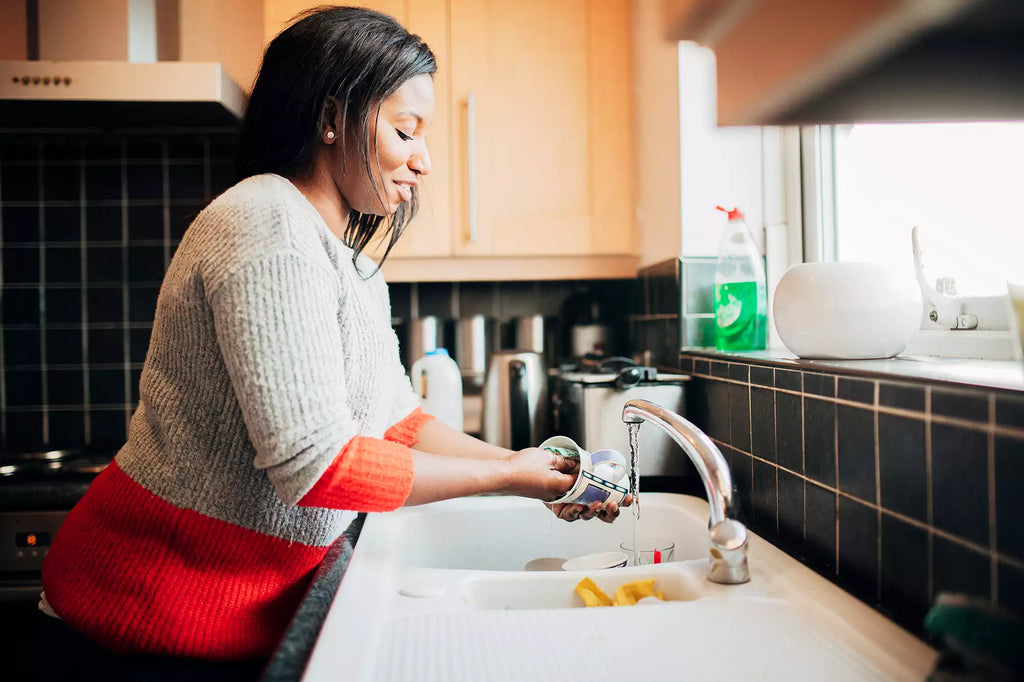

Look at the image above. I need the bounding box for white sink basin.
[304,494,937,681]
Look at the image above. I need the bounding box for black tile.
[1,162,39,201]
[706,380,730,443]
[776,391,803,473]
[85,205,123,242]
[838,497,879,604]
[931,423,989,547]
[125,140,163,159]
[879,382,925,412]
[2,205,41,242]
[837,405,876,503]
[932,535,991,602]
[87,328,124,364]
[88,409,127,448]
[129,327,152,363]
[729,383,751,452]
[166,136,205,159]
[128,286,160,322]
[86,287,123,324]
[694,359,710,376]
[686,377,710,434]
[168,163,204,200]
[677,356,694,374]
[126,245,165,283]
[89,369,126,405]
[86,246,123,283]
[995,395,1024,429]
[417,282,453,318]
[210,162,234,197]
[728,363,749,382]
[4,369,42,407]
[2,288,41,324]
[47,410,85,449]
[3,328,41,367]
[804,372,835,397]
[775,369,801,392]
[752,458,777,540]
[1,141,39,160]
[44,288,82,324]
[730,448,753,527]
[169,202,203,240]
[804,397,836,487]
[47,369,84,405]
[778,470,805,556]
[130,367,143,403]
[456,281,496,317]
[42,164,81,201]
[84,163,123,201]
[83,140,122,160]
[209,134,238,160]
[878,414,927,523]
[880,514,930,632]
[127,204,165,242]
[4,409,44,453]
[45,328,83,364]
[44,246,81,283]
[126,164,163,200]
[838,378,874,405]
[750,365,773,387]
[43,205,82,242]
[995,435,1024,562]
[711,361,730,379]
[750,387,776,463]
[3,247,40,284]
[932,389,989,424]
[805,482,837,576]
[998,561,1024,615]
[42,140,81,162]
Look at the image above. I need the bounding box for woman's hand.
[501,447,578,502]
[548,494,634,524]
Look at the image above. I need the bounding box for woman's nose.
[409,143,431,176]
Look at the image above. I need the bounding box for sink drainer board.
[371,599,888,682]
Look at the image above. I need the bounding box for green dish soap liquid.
[714,206,767,351]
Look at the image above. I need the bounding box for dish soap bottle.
[411,348,464,431]
[714,206,767,351]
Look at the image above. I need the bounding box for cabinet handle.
[467,91,477,243]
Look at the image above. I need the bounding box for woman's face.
[334,74,434,217]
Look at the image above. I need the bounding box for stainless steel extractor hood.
[0,0,246,129]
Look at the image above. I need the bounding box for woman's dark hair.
[236,6,436,271]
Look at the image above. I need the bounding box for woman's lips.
[394,181,413,203]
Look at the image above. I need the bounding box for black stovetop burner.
[0,450,114,512]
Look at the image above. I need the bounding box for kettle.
[482,350,548,450]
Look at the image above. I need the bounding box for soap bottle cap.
[426,348,450,357]
[716,205,745,221]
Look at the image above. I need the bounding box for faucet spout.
[622,398,751,584]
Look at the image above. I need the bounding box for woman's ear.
[322,96,343,144]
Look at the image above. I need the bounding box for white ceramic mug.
[539,435,629,506]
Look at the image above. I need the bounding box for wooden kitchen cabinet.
[264,0,639,281]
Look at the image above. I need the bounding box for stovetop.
[0,450,113,512]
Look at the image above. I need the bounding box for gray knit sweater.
[117,173,421,545]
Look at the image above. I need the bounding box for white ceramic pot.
[773,262,921,359]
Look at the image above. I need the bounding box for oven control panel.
[0,511,67,573]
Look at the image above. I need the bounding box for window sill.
[680,347,1024,394]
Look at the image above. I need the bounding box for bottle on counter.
[411,348,464,431]
[713,206,767,351]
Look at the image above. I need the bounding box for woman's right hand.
[501,447,578,502]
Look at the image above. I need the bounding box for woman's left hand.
[548,494,634,524]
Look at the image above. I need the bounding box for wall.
[680,351,1024,636]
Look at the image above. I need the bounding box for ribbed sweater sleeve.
[208,249,412,508]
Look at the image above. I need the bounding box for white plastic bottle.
[410,348,464,431]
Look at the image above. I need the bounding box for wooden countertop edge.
[379,254,640,282]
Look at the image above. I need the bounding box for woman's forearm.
[412,417,512,460]
[403,449,510,505]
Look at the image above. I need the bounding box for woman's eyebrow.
[395,110,424,123]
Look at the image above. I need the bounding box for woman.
[39,6,627,679]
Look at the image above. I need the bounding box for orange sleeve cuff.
[297,436,414,512]
[383,407,435,447]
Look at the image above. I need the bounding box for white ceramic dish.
[560,551,628,571]
[773,262,921,359]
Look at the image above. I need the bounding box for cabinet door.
[448,0,633,257]
[262,0,453,258]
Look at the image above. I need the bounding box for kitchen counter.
[262,514,366,682]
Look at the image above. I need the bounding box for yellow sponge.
[573,578,665,607]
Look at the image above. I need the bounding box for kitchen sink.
[303,493,938,681]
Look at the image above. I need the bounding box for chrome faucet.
[622,398,750,584]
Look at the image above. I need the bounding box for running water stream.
[628,422,641,566]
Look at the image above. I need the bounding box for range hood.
[0,0,246,129]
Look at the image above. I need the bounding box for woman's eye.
[397,130,414,141]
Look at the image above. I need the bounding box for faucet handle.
[708,519,751,584]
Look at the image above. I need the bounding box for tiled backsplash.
[680,352,1024,635]
[630,258,716,367]
[0,131,238,455]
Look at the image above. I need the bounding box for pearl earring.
[326,131,335,140]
